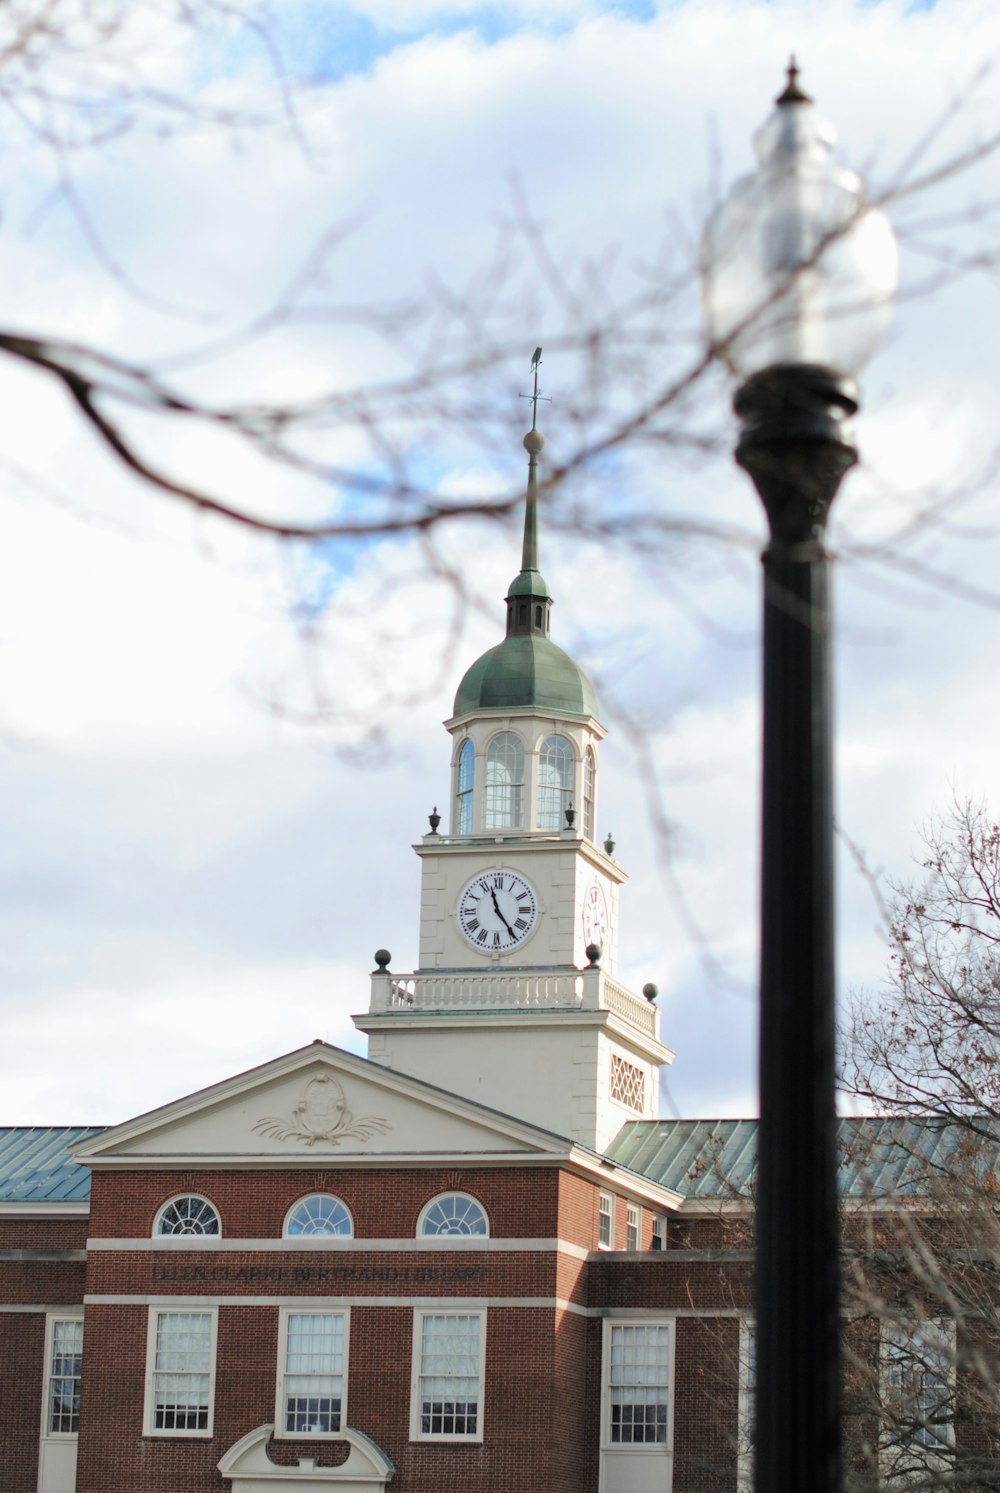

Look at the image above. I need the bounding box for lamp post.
[699,64,898,1493]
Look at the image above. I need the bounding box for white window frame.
[737,1316,756,1492]
[626,1204,640,1252]
[583,746,596,841]
[650,1215,666,1252]
[598,1191,615,1249]
[409,1309,486,1443]
[40,1311,84,1441]
[879,1317,956,1485]
[143,1306,218,1438]
[484,731,525,831]
[601,1317,675,1451]
[153,1194,221,1238]
[274,1308,350,1440]
[536,734,575,831]
[454,738,475,835]
[283,1194,354,1237]
[417,1192,489,1238]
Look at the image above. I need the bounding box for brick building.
[0,421,988,1492]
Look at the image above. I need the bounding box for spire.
[506,350,553,639]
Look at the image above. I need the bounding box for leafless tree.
[840,800,1000,1487]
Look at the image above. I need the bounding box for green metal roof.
[605,1117,1000,1202]
[453,633,598,718]
[0,1127,104,1203]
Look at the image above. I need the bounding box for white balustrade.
[369,966,656,1034]
[600,974,657,1035]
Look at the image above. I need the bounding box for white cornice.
[412,835,627,885]
[566,1148,684,1209]
[443,706,608,741]
[80,1148,573,1171]
[355,1007,673,1067]
[0,1202,89,1217]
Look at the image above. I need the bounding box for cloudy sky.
[4,0,1000,1128]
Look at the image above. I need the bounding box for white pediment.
[74,1042,567,1165]
[218,1424,393,1491]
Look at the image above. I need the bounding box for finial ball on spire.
[523,429,544,455]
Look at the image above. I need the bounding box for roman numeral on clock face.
[458,870,537,950]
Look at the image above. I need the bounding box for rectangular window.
[146,1309,216,1436]
[598,1192,614,1248]
[626,1204,640,1252]
[650,1215,666,1251]
[45,1317,83,1435]
[411,1311,484,1441]
[277,1311,348,1437]
[606,1321,672,1445]
[880,1318,955,1480]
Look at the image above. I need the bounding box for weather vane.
[520,346,551,431]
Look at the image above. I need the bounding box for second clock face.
[583,881,609,950]
[457,870,538,953]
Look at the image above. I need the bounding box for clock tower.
[356,391,672,1151]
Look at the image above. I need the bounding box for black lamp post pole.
[735,363,859,1493]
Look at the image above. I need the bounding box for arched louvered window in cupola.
[485,732,524,830]
[537,735,574,831]
[455,739,475,834]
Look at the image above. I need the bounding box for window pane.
[599,1193,613,1247]
[286,1195,352,1237]
[584,748,596,840]
[419,1314,480,1437]
[456,740,474,834]
[153,1313,212,1431]
[882,1319,954,1457]
[537,735,573,831]
[156,1196,220,1236]
[48,1320,83,1434]
[284,1313,344,1434]
[485,734,524,829]
[609,1324,671,1444]
[420,1193,488,1236]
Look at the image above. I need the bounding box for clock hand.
[490,886,516,937]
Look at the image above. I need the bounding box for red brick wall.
[67,1164,772,1491]
[87,1166,564,1240]
[75,1300,602,1493]
[0,1214,88,1493]
[0,1312,45,1493]
[672,1316,740,1493]
[0,1216,88,1250]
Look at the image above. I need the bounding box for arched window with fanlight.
[154,1195,221,1237]
[485,733,524,830]
[284,1195,353,1238]
[584,746,597,840]
[455,739,475,835]
[537,735,574,831]
[418,1193,489,1237]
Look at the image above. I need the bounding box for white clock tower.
[356,391,672,1151]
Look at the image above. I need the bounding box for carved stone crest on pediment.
[253,1073,390,1148]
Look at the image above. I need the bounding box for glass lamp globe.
[699,66,899,380]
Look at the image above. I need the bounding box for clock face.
[583,881,609,950]
[457,870,538,953]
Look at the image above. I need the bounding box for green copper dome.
[454,633,598,719]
